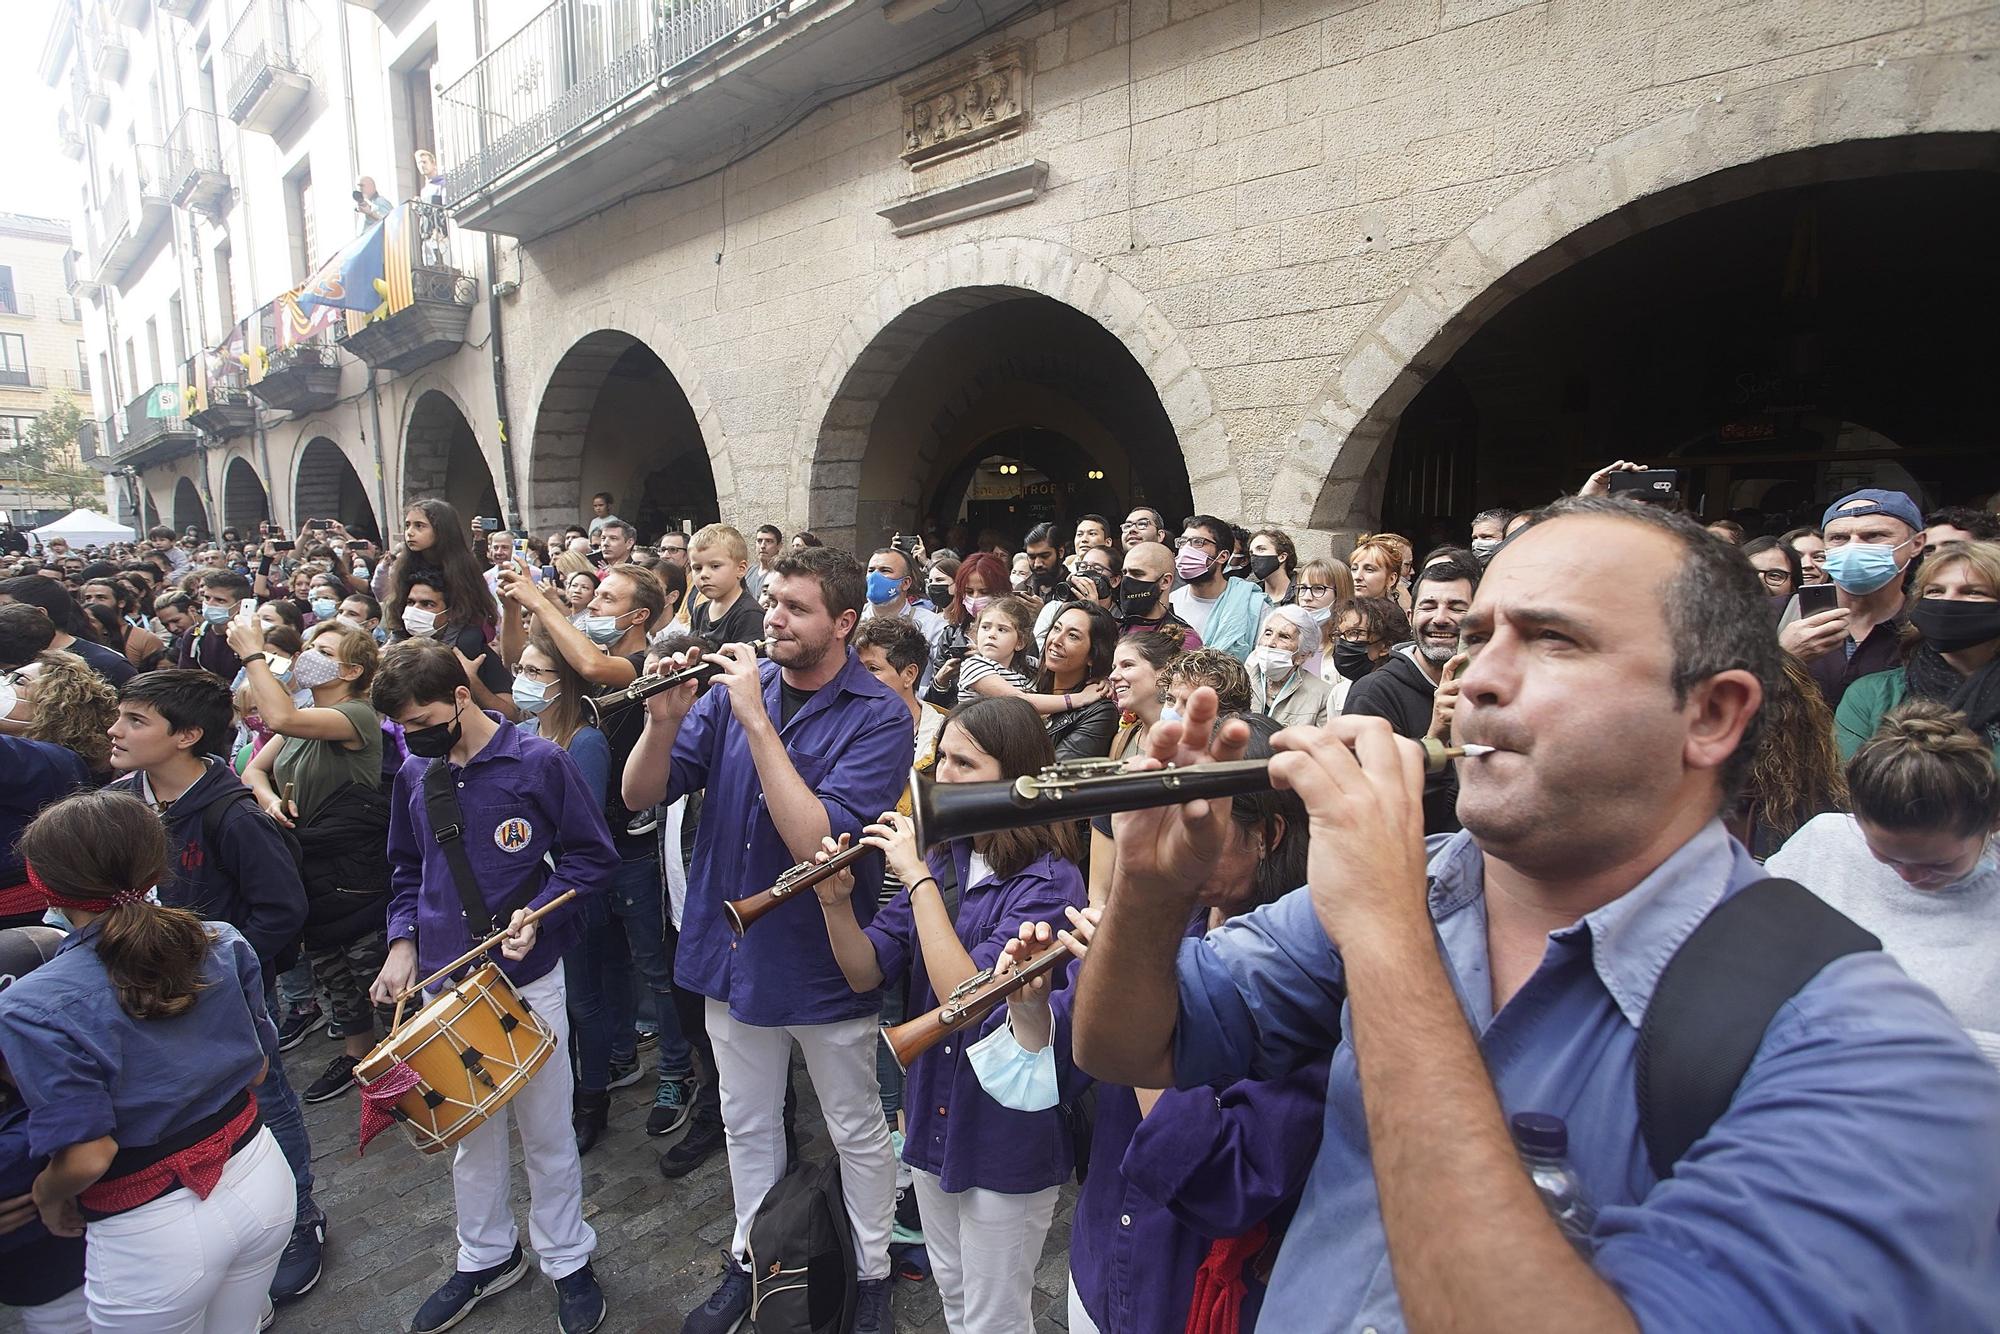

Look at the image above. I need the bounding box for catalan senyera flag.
[382,202,417,316]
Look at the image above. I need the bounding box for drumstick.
[395,890,579,1006]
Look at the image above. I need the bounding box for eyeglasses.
[1297,584,1333,597]
[1754,570,1793,587]
[514,663,560,681]
[1173,536,1218,551]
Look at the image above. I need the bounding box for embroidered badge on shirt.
[494,818,533,853]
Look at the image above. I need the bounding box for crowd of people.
[0,468,1996,1334]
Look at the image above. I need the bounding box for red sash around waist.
[78,1091,261,1219]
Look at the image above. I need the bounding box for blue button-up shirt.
[667,653,914,1027]
[1173,820,2000,1331]
[386,716,618,986]
[867,843,1084,1195]
[0,920,277,1160]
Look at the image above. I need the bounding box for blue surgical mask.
[511,675,555,716]
[311,597,339,621]
[1160,704,1182,724]
[1820,541,1911,595]
[580,611,630,646]
[202,603,230,625]
[965,1020,1058,1113]
[865,571,902,605]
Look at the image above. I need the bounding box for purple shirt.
[667,653,914,1027]
[1059,915,1329,1334]
[0,920,277,1159]
[865,843,1084,1195]
[385,715,617,986]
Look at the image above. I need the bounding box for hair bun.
[1882,699,1983,755]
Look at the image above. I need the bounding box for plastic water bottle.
[1510,1111,1596,1253]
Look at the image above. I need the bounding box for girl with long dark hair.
[813,696,1086,1333]
[384,500,494,641]
[0,790,295,1330]
[1033,602,1121,759]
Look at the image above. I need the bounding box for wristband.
[909,876,939,897]
[1063,692,1073,711]
[240,652,267,665]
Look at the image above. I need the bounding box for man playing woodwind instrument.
[622,546,911,1334]
[1072,496,2000,1332]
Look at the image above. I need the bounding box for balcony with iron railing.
[89,145,172,288]
[117,383,200,464]
[72,55,109,128]
[168,109,233,217]
[58,106,85,161]
[331,201,478,374]
[63,368,91,393]
[57,297,83,323]
[0,294,32,318]
[0,366,47,390]
[64,249,101,302]
[186,353,255,438]
[222,0,317,135]
[252,332,342,413]
[86,5,129,82]
[436,0,1033,238]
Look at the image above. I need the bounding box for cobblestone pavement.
[253,1044,1077,1334]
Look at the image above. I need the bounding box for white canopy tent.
[31,508,136,549]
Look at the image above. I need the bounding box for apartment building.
[0,213,98,526]
[46,1,2000,555]
[44,0,502,542]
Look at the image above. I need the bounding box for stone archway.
[221,455,269,534]
[525,330,716,541]
[800,238,1228,554]
[294,436,381,541]
[171,476,207,538]
[516,305,730,538]
[403,389,500,524]
[1266,56,2000,547]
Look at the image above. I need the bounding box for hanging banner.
[293,215,388,316]
[144,384,181,419]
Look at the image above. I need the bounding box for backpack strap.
[1637,877,1878,1180]
[421,757,493,936]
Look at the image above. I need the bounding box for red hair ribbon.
[25,863,146,915]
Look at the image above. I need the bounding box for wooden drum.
[354,962,556,1154]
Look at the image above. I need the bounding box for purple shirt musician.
[665,654,914,1025]
[865,844,1084,1195]
[385,714,618,985]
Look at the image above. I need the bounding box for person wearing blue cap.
[1779,488,1925,710]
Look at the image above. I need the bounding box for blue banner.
[294,217,387,315]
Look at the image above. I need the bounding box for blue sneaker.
[409,1243,529,1333]
[270,1214,324,1303]
[679,1253,750,1334]
[554,1263,607,1334]
[853,1275,894,1334]
[647,1074,693,1137]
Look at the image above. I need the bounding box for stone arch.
[171,477,207,538]
[524,329,718,541]
[517,307,728,537]
[293,436,382,541]
[1269,55,2000,546]
[403,389,500,524]
[221,454,270,534]
[799,237,1226,553]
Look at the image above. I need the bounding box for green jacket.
[1836,667,2000,764]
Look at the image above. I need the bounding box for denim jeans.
[261,989,319,1225]
[275,957,316,1013]
[607,852,692,1080]
[563,890,621,1093]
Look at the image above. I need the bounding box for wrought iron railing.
[0,366,46,389]
[168,109,230,198]
[120,384,194,454]
[0,294,31,318]
[134,143,169,202]
[221,0,316,122]
[437,0,800,202]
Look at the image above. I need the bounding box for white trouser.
[82,1125,295,1333]
[15,1284,88,1333]
[705,999,895,1279]
[451,962,597,1279]
[1068,1271,1103,1334]
[912,1169,1058,1334]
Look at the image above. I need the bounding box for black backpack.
[744,1155,857,1334]
[198,786,312,970]
[291,781,394,950]
[1637,876,1879,1177]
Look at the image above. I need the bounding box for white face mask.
[402,605,440,637]
[292,649,344,691]
[1248,645,1295,679]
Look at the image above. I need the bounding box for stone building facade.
[59,0,2000,555]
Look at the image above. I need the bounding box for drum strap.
[423,759,495,936]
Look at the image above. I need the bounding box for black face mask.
[1248,554,1284,581]
[1119,578,1163,619]
[1910,597,2000,653]
[403,703,464,758]
[1332,640,1377,681]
